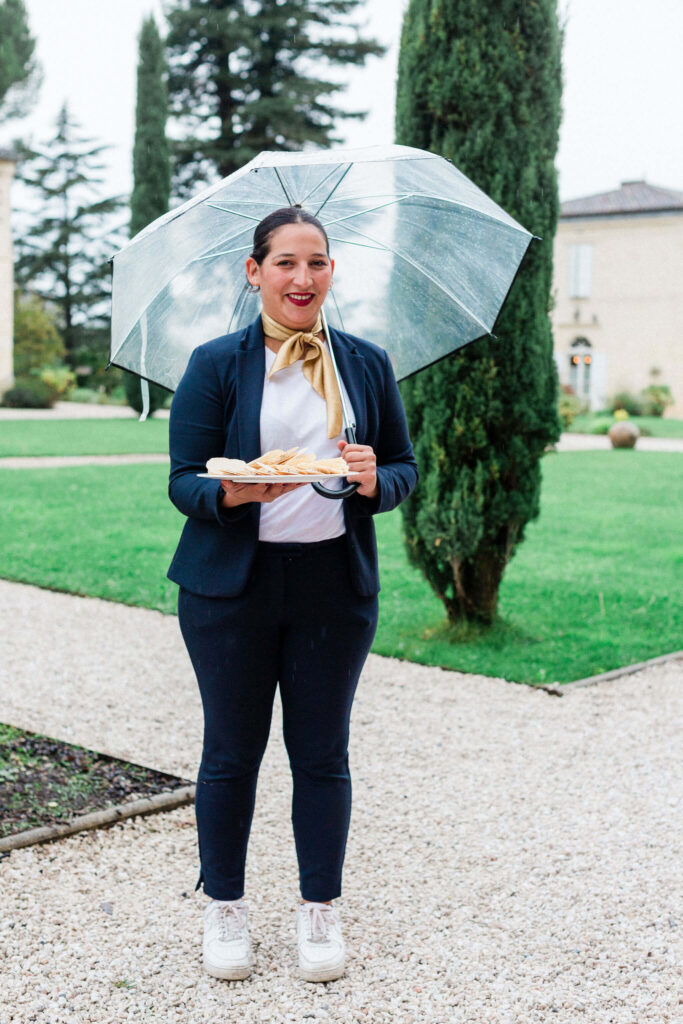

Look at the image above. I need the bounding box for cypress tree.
[165,0,384,196]
[0,0,40,121]
[130,16,171,237]
[395,0,562,624]
[126,15,171,415]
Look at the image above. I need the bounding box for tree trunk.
[447,524,519,624]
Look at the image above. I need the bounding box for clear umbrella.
[110,144,533,397]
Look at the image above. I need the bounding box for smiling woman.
[245,207,334,324]
[165,206,418,982]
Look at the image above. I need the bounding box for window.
[569,337,592,398]
[568,244,592,298]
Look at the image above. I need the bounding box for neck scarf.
[262,310,343,439]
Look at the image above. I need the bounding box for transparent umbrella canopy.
[110,144,534,392]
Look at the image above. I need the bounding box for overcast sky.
[3,0,682,204]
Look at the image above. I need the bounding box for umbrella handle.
[310,425,360,500]
[310,479,359,500]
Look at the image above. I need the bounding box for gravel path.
[0,453,169,469]
[555,433,683,453]
[1,434,681,472]
[0,403,169,420]
[1,579,681,1024]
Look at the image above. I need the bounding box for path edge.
[0,784,196,854]
[537,649,683,696]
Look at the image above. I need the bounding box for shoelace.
[304,903,334,943]
[214,902,248,942]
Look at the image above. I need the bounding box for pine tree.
[126,15,171,415]
[165,0,384,196]
[13,104,124,360]
[396,0,563,624]
[0,0,41,121]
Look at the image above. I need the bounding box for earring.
[247,283,260,293]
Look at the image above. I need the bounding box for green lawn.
[568,414,683,439]
[1,451,680,684]
[0,418,169,457]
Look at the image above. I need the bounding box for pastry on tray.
[205,448,349,478]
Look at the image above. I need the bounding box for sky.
[3,0,683,205]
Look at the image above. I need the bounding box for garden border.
[0,784,196,854]
[537,649,683,696]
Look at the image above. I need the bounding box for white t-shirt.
[258,343,355,543]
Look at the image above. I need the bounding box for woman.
[167,206,418,982]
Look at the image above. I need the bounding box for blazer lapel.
[235,318,266,462]
[329,329,367,443]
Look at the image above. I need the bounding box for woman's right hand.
[219,480,305,507]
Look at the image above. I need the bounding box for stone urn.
[608,420,640,448]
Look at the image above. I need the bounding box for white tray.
[198,472,355,484]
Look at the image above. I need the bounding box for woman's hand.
[220,480,305,508]
[338,441,378,499]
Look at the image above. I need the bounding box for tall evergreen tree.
[165,0,384,196]
[130,15,171,237]
[127,14,171,415]
[396,0,562,623]
[0,0,41,121]
[13,103,124,358]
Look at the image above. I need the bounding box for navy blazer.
[167,316,418,597]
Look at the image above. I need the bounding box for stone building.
[0,148,15,394]
[551,180,683,416]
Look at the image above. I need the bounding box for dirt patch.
[0,723,192,839]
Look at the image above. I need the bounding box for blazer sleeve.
[168,344,249,525]
[351,348,418,517]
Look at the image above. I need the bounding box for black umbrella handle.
[311,426,360,500]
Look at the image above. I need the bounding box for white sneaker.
[202,898,253,980]
[296,902,346,982]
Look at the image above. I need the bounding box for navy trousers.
[177,536,379,903]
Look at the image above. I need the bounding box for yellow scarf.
[262,310,343,440]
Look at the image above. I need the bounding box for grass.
[0,451,680,684]
[0,418,169,457]
[568,413,683,439]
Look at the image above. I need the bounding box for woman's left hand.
[338,441,378,499]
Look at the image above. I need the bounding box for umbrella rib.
[321,194,417,228]
[326,234,389,252]
[313,164,353,219]
[205,203,264,223]
[274,167,294,205]
[197,244,252,261]
[298,164,347,208]
[336,220,492,335]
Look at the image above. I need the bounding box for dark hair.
[250,206,330,265]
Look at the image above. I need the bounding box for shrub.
[641,385,674,417]
[71,328,124,394]
[611,391,644,416]
[1,375,56,409]
[39,365,76,399]
[590,417,614,435]
[558,393,582,428]
[13,292,65,375]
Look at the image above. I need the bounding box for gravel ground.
[0,579,681,1024]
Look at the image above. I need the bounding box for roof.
[0,147,16,162]
[561,181,683,219]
